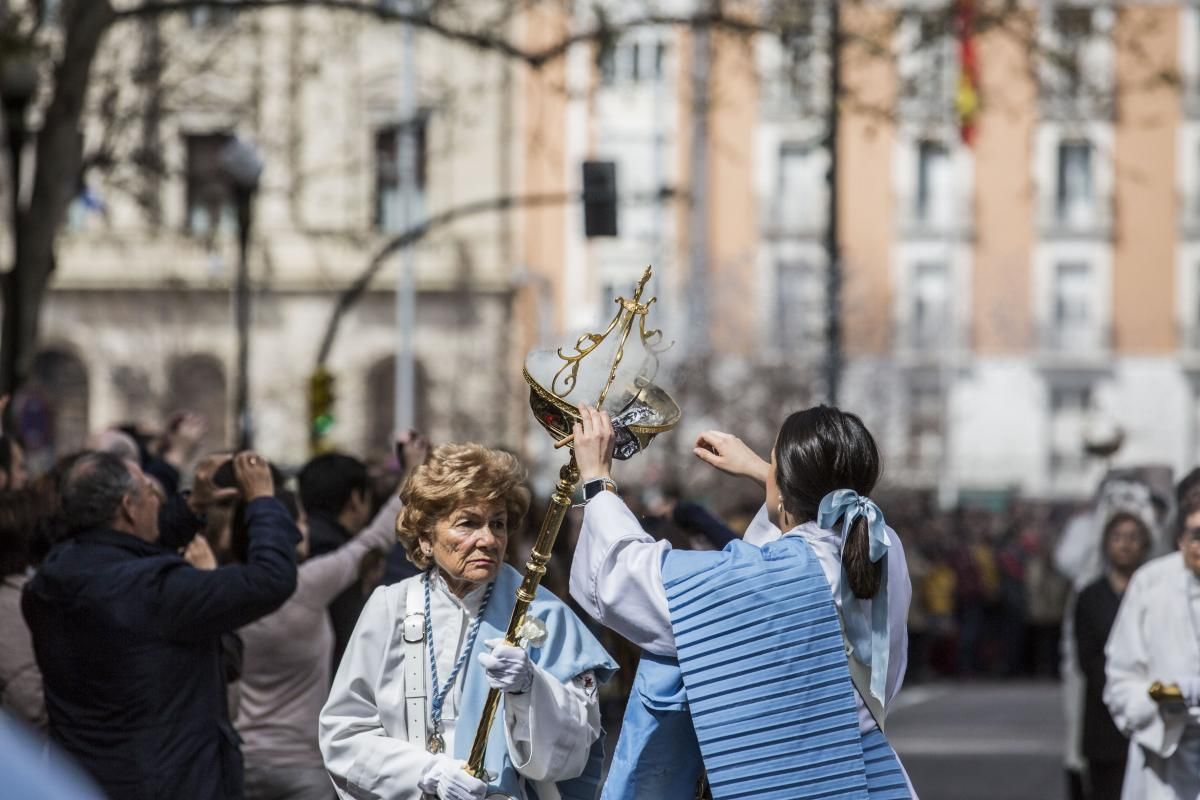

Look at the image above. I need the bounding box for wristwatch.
[582,477,618,503]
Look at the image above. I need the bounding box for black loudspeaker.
[582,160,618,238]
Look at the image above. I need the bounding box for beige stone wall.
[44,6,522,462]
[1113,5,1180,354]
[840,5,896,357]
[970,12,1038,354]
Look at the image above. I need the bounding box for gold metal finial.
[551,265,666,404]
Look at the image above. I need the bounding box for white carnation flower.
[518,617,548,648]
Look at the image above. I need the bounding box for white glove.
[1176,676,1200,706]
[478,638,534,694]
[419,754,488,800]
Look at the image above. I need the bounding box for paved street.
[889,681,1065,800]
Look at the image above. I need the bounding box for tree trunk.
[1,0,114,395]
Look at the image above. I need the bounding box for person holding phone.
[236,434,423,800]
[22,450,299,800]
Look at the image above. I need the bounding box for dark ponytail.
[842,515,882,598]
[773,406,883,599]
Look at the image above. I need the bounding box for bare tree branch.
[112,1,783,68]
[316,190,574,365]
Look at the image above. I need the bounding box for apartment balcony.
[1038,197,1113,241]
[893,318,970,367]
[762,205,826,241]
[1038,85,1115,122]
[895,195,974,241]
[760,82,828,123]
[1176,322,1200,373]
[1182,78,1200,120]
[1178,192,1200,240]
[1036,323,1113,371]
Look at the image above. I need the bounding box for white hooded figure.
[1103,479,1200,800]
[1057,475,1171,789]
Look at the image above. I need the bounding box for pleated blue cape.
[455,563,618,800]
[602,535,911,800]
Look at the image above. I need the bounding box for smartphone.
[395,434,408,472]
[212,457,238,489]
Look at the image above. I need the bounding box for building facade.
[12,2,1200,500]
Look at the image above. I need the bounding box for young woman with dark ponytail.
[569,404,916,800]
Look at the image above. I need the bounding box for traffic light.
[582,160,618,237]
[308,367,336,453]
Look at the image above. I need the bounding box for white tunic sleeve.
[569,491,677,657]
[743,503,781,546]
[1103,569,1188,758]
[503,667,600,782]
[319,587,433,800]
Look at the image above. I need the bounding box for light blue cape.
[602,536,910,800]
[455,563,617,800]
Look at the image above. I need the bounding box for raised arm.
[298,495,403,608]
[155,496,299,641]
[569,404,676,656]
[154,453,298,641]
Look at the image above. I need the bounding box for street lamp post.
[0,58,38,403]
[221,137,264,451]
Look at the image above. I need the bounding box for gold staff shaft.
[466,458,581,779]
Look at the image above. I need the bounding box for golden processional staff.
[465,265,680,786]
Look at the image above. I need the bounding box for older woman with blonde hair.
[320,443,616,800]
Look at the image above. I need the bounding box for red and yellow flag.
[955,0,980,145]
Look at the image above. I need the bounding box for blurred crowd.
[0,401,1194,800]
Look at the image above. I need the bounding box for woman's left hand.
[478,639,533,694]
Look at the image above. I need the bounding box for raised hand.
[188,454,239,514]
[396,429,431,474]
[233,451,274,501]
[693,430,770,486]
[573,404,614,483]
[182,535,218,570]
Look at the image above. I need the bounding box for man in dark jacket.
[22,450,298,800]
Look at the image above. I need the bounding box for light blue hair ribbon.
[816,488,892,709]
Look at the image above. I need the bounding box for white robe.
[568,493,912,734]
[319,573,600,800]
[1104,552,1200,800]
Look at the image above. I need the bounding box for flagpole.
[939,0,978,511]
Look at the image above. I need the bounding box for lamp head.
[523,266,680,459]
[220,136,264,191]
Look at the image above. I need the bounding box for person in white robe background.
[319,444,615,800]
[1059,475,1171,800]
[1104,468,1200,800]
[569,403,916,798]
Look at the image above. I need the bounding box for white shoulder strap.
[403,581,428,751]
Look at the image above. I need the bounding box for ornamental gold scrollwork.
[551,265,671,403]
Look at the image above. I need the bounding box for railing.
[1177,321,1200,354]
[1181,77,1200,120]
[763,203,827,240]
[1036,322,1113,360]
[895,193,974,240]
[893,317,970,362]
[1037,196,1113,240]
[1178,192,1200,240]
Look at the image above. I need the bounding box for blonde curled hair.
[396,443,531,571]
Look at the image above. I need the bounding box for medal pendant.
[428,732,445,754]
